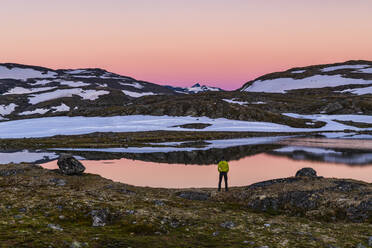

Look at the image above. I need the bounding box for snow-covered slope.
[165,83,224,94]
[241,60,372,94]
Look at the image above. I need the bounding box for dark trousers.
[218,172,228,191]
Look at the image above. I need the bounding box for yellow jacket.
[218,160,229,173]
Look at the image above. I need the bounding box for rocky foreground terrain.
[0,161,371,248]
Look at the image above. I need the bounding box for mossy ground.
[0,163,370,248]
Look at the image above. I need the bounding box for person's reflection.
[217,158,229,192]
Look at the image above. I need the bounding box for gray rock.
[212,231,219,236]
[47,223,63,231]
[154,200,165,206]
[220,221,235,229]
[57,154,85,175]
[368,236,372,246]
[176,191,210,201]
[0,169,24,177]
[295,167,317,177]
[322,102,343,114]
[49,178,66,186]
[356,243,366,248]
[91,209,110,227]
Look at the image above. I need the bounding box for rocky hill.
[0,63,175,120]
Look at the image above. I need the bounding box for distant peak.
[192,83,201,87]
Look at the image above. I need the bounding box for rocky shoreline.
[0,161,371,247]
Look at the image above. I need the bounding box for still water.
[41,153,372,188]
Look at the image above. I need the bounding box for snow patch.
[120,82,144,89]
[0,66,57,80]
[19,108,50,116]
[52,103,70,112]
[58,80,90,87]
[291,70,306,74]
[28,89,109,104]
[341,86,372,95]
[122,90,156,98]
[321,65,369,72]
[0,103,17,116]
[222,99,247,105]
[4,86,56,95]
[356,67,372,74]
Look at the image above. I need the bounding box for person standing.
[217,159,229,192]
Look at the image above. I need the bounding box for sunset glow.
[1,0,372,89]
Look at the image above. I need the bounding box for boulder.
[57,154,85,175]
[295,167,317,177]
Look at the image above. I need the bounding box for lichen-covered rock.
[91,209,110,227]
[176,191,210,201]
[57,154,85,175]
[295,167,317,177]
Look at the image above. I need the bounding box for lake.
[41,152,372,188]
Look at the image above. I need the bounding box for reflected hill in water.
[269,146,372,166]
[57,144,281,165]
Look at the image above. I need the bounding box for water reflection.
[41,154,372,188]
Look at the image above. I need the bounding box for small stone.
[125,210,135,215]
[154,200,165,206]
[220,221,235,229]
[356,243,366,248]
[59,215,65,220]
[170,220,180,228]
[14,215,23,219]
[49,178,66,186]
[295,167,317,177]
[368,236,372,246]
[212,231,219,236]
[264,223,271,227]
[70,241,81,248]
[47,223,63,231]
[18,208,26,213]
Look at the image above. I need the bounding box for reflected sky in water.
[42,153,372,188]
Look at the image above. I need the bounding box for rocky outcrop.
[230,168,372,222]
[57,154,85,175]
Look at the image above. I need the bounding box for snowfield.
[28,89,110,104]
[0,114,372,138]
[0,66,57,80]
[243,75,372,93]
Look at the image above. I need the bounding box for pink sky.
[1,0,372,90]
